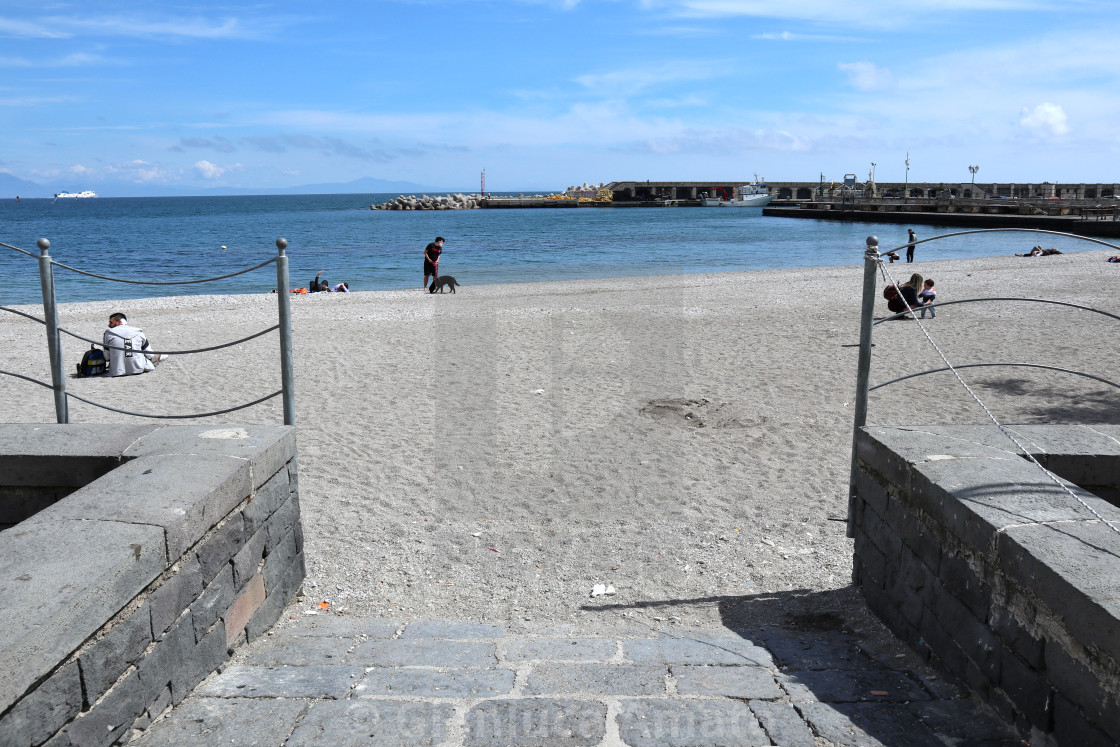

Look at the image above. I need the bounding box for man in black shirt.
[423,236,444,290]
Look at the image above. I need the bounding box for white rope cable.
[874,255,1120,536]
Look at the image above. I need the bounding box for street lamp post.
[969,164,979,184]
[903,152,910,202]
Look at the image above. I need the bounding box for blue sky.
[2,1,1117,194]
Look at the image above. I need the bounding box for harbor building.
[604,180,1119,202]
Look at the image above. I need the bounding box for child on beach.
[918,278,936,318]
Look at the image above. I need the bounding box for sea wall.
[0,424,304,746]
[370,193,482,210]
[850,424,1120,745]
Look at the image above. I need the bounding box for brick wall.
[850,425,1120,746]
[0,424,305,746]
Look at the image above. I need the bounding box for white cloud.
[1019,102,1068,136]
[106,160,171,183]
[575,61,720,95]
[0,17,72,38]
[838,61,895,92]
[194,160,241,179]
[0,52,105,68]
[752,30,860,42]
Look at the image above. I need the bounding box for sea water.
[0,193,1087,305]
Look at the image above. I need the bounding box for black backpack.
[76,345,107,377]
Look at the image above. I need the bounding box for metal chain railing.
[1,237,297,425]
[1,306,281,356]
[847,229,1120,538]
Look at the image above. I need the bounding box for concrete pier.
[764,200,1120,239]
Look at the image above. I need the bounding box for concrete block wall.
[0,424,305,746]
[850,425,1120,746]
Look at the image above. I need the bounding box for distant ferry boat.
[703,183,773,208]
[54,190,98,198]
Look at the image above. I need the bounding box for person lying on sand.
[1015,246,1062,257]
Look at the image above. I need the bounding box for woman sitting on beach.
[896,273,924,319]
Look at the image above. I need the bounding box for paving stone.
[624,635,772,667]
[400,621,505,639]
[909,699,1021,744]
[241,635,356,666]
[617,698,768,747]
[464,699,606,746]
[348,639,498,667]
[355,668,515,698]
[284,616,400,638]
[287,700,455,746]
[524,663,666,695]
[758,632,865,671]
[129,695,306,746]
[748,699,816,747]
[798,701,943,747]
[505,637,616,662]
[672,665,782,699]
[781,667,931,703]
[193,665,363,699]
[777,671,820,703]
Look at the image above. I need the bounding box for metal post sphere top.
[37,238,50,254]
[276,238,288,253]
[866,235,879,251]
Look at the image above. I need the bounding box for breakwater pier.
[764,197,1120,238]
[371,180,1120,237]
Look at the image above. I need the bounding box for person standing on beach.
[103,312,166,376]
[906,229,917,263]
[918,278,937,318]
[423,236,444,290]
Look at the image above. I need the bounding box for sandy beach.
[3,249,1118,637]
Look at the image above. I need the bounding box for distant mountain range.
[0,173,460,198]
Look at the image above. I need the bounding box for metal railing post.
[847,235,880,538]
[36,238,69,423]
[275,238,296,426]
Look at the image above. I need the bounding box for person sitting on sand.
[895,273,923,319]
[331,282,349,293]
[103,312,167,376]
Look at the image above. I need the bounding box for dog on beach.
[429,276,460,294]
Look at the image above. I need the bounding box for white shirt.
[103,324,155,376]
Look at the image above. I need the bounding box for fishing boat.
[702,183,773,207]
[54,190,98,198]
